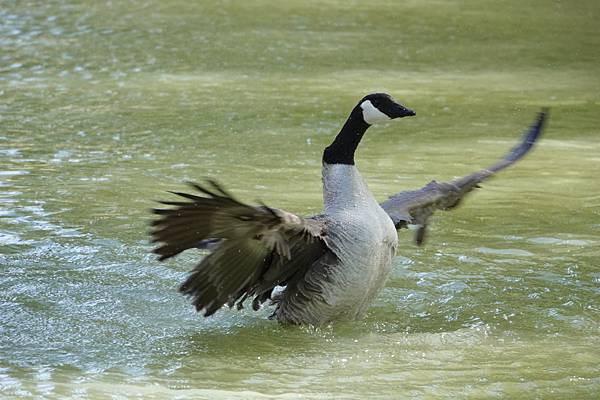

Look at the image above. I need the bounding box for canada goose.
[150,93,547,325]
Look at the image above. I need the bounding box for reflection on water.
[1,0,599,398]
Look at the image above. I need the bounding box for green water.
[1,0,599,398]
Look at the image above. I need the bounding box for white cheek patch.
[360,100,391,125]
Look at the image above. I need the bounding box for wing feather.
[150,181,328,316]
[381,109,548,244]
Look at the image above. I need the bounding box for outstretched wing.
[381,109,548,245]
[150,180,328,316]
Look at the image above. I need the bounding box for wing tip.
[534,107,549,133]
[500,108,548,164]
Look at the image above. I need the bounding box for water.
[1,0,599,398]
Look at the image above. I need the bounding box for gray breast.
[275,163,398,324]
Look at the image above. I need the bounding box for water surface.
[1,0,599,398]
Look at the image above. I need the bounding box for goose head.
[358,93,415,125]
[323,93,415,165]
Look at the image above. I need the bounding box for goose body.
[150,94,547,325]
[275,164,398,324]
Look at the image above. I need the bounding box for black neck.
[323,107,369,165]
